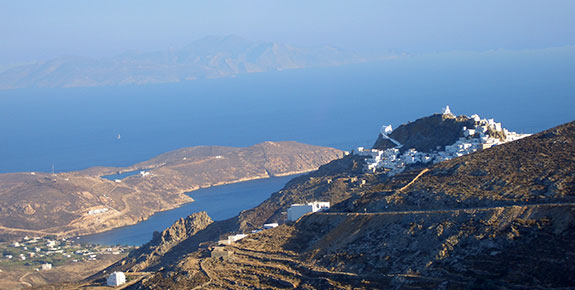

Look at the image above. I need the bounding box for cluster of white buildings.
[287,201,331,221]
[356,107,531,175]
[2,236,131,271]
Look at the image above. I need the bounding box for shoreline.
[76,169,312,238]
[0,169,313,240]
[0,141,344,241]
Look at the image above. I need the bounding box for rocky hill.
[125,212,214,272]
[58,115,574,290]
[373,114,473,152]
[0,141,343,240]
[363,108,529,175]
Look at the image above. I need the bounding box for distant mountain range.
[0,35,366,90]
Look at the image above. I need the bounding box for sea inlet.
[78,174,297,246]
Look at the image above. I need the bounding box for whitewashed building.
[228,234,247,244]
[219,234,248,245]
[263,223,279,229]
[41,263,52,270]
[87,208,109,215]
[106,271,126,287]
[287,202,330,221]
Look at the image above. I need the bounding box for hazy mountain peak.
[0,36,365,90]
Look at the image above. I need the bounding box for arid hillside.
[0,141,343,240]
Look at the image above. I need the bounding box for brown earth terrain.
[61,121,575,289]
[0,141,344,240]
[0,254,124,290]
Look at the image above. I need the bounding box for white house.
[41,263,52,270]
[287,202,330,221]
[463,128,476,137]
[107,271,126,287]
[263,223,279,229]
[88,208,109,215]
[225,234,248,245]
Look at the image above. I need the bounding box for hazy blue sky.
[1,0,574,65]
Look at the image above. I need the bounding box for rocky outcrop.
[373,114,476,152]
[123,212,213,272]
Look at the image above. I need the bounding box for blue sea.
[1,47,573,245]
[0,47,573,174]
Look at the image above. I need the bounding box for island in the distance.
[0,141,344,240]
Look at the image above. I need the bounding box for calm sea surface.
[1,48,573,245]
[0,48,573,174]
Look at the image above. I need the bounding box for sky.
[1,0,575,65]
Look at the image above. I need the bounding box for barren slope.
[0,141,343,240]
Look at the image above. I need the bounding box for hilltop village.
[356,106,531,175]
[205,108,531,259]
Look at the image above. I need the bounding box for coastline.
[0,141,342,241]
[0,170,312,239]
[75,169,312,240]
